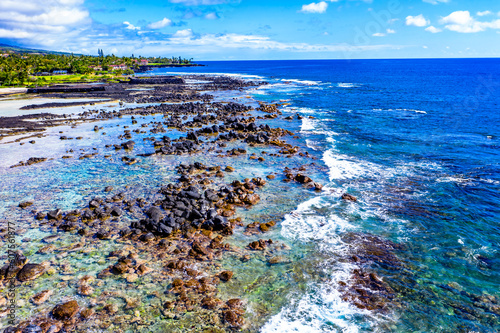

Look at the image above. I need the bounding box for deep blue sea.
[157,59,500,332]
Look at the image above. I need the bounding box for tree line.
[0,52,194,87]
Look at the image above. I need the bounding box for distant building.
[140,59,148,65]
[89,65,102,71]
[53,70,68,75]
[0,53,9,57]
[110,64,128,70]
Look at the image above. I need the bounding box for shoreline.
[0,74,398,332]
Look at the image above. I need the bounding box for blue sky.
[0,0,499,60]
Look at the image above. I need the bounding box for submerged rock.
[341,193,357,202]
[52,300,79,320]
[31,290,53,305]
[17,263,45,282]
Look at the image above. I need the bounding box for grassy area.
[23,73,129,87]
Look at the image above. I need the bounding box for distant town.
[0,46,199,87]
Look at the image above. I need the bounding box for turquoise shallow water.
[1,59,499,332]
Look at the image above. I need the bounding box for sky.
[0,0,499,60]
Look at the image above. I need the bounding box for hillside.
[0,44,77,55]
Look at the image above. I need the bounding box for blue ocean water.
[158,59,500,332]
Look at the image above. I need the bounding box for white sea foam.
[261,280,369,333]
[301,118,317,131]
[373,108,427,114]
[337,83,361,88]
[323,150,380,181]
[282,78,321,86]
[305,139,321,150]
[282,106,319,114]
[262,195,377,333]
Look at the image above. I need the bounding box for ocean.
[157,59,500,332]
[1,59,499,332]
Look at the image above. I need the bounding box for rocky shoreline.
[0,75,405,332]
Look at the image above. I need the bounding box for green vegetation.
[0,46,196,87]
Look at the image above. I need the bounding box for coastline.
[1,61,499,332]
[0,74,365,332]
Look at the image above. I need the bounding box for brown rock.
[19,201,34,209]
[295,174,313,184]
[17,263,45,282]
[80,308,94,320]
[226,298,244,309]
[341,193,357,202]
[225,166,235,172]
[111,262,129,275]
[266,174,276,180]
[218,270,234,282]
[31,290,53,305]
[248,239,272,251]
[136,264,152,276]
[223,309,244,327]
[244,194,260,205]
[52,300,79,320]
[78,285,94,296]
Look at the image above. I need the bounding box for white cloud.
[477,11,493,17]
[373,32,385,37]
[440,10,500,33]
[205,13,218,20]
[422,0,449,4]
[406,14,430,27]
[0,0,90,43]
[123,21,140,30]
[172,29,193,38]
[300,2,328,14]
[147,18,172,29]
[423,45,428,49]
[386,28,396,34]
[425,26,442,33]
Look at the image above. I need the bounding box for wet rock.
[111,262,130,275]
[225,166,235,172]
[139,232,155,242]
[266,174,276,180]
[201,296,220,310]
[223,309,244,328]
[218,270,234,282]
[21,325,42,333]
[37,245,56,254]
[78,285,94,296]
[137,264,152,276]
[80,308,94,320]
[341,193,357,202]
[248,239,272,251]
[47,209,62,220]
[104,186,113,192]
[19,201,33,209]
[244,194,260,205]
[121,140,135,150]
[268,256,286,265]
[146,206,163,222]
[52,300,79,320]
[31,290,53,305]
[110,207,122,216]
[17,263,45,282]
[295,174,313,184]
